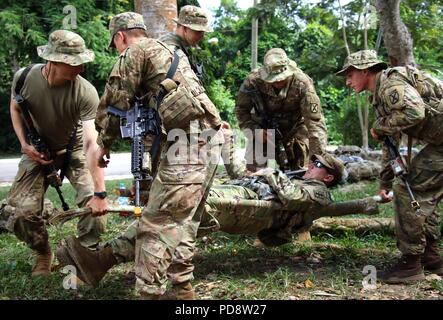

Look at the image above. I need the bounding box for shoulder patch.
[385,85,405,109]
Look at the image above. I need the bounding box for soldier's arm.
[83,120,106,192]
[83,119,108,215]
[372,81,426,137]
[96,46,147,150]
[235,79,260,131]
[95,88,122,150]
[298,77,328,155]
[221,122,246,179]
[261,170,313,210]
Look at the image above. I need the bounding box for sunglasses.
[313,159,335,176]
[313,159,325,169]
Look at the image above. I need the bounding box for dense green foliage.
[0,0,133,153]
[0,0,442,154]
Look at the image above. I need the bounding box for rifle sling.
[59,127,77,182]
[14,65,36,135]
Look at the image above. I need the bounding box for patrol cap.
[37,30,95,66]
[173,5,213,32]
[311,153,345,184]
[336,49,388,76]
[259,48,294,83]
[108,12,147,48]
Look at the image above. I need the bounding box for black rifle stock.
[107,99,161,217]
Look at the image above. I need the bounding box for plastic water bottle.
[117,182,129,206]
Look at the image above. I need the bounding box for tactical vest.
[380,66,443,145]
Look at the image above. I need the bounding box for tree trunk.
[134,0,177,39]
[337,0,350,55]
[375,0,415,66]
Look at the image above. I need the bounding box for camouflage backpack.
[383,66,443,145]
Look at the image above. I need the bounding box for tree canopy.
[0,0,442,153]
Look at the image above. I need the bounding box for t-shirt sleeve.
[10,68,25,97]
[78,80,100,121]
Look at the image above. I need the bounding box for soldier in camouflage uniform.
[337,49,443,283]
[85,12,223,299]
[56,154,348,290]
[236,48,328,172]
[161,5,212,80]
[2,30,108,276]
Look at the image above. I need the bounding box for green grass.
[1,179,442,300]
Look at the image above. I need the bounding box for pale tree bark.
[337,0,350,55]
[134,0,177,39]
[359,1,370,152]
[375,0,415,66]
[339,0,369,151]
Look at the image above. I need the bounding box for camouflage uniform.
[163,5,213,80]
[4,151,105,251]
[160,8,245,179]
[104,128,246,265]
[95,12,223,296]
[89,155,344,266]
[236,48,328,171]
[3,31,106,254]
[338,50,443,256]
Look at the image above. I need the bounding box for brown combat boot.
[422,239,443,276]
[56,236,117,287]
[161,281,196,300]
[379,254,425,284]
[32,249,54,277]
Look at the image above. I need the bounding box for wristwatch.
[93,191,107,199]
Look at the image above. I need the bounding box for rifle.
[248,87,294,170]
[15,96,70,211]
[284,169,307,179]
[373,103,421,214]
[384,135,421,214]
[107,98,161,218]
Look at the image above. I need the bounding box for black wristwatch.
[93,191,107,199]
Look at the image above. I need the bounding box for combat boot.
[56,236,117,287]
[422,239,443,276]
[379,254,425,284]
[161,281,196,300]
[32,249,54,277]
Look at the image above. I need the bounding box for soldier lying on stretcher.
[55,153,383,288]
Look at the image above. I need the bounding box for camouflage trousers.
[245,125,309,172]
[393,144,443,255]
[134,131,222,296]
[2,150,106,252]
[106,184,275,264]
